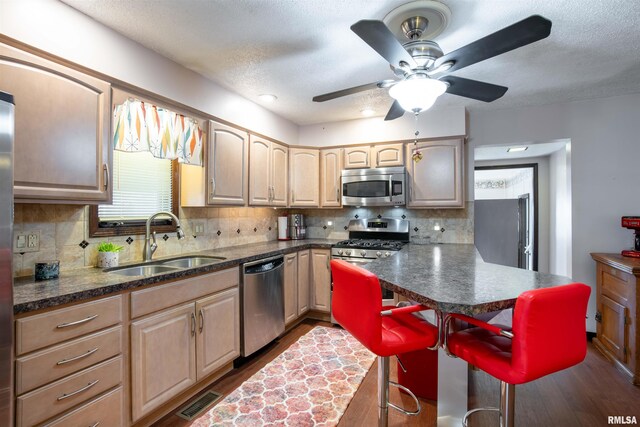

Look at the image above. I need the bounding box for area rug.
[192,326,376,427]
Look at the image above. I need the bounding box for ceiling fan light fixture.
[388,77,446,113]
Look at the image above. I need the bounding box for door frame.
[474,164,539,271]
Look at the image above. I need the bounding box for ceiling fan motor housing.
[403,39,443,68]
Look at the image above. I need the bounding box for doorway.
[474,164,538,271]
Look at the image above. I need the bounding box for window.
[89,150,179,237]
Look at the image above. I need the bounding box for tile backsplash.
[12,202,473,277]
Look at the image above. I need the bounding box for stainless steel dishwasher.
[240,255,285,357]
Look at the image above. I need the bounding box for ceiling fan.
[312,6,552,121]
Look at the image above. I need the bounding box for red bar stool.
[443,283,591,427]
[331,260,440,427]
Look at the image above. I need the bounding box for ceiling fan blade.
[441,76,508,102]
[433,15,552,74]
[351,20,417,69]
[312,80,395,102]
[384,100,405,121]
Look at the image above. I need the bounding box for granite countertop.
[364,243,574,315]
[13,239,338,314]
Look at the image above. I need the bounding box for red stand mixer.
[621,216,640,258]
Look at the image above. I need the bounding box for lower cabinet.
[285,250,311,324]
[131,286,240,421]
[311,249,331,312]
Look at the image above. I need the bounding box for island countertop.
[364,243,574,315]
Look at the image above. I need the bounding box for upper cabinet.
[372,143,404,168]
[343,146,370,169]
[207,121,248,205]
[344,143,405,169]
[181,121,248,206]
[289,148,319,207]
[406,138,464,208]
[320,148,342,208]
[249,137,288,207]
[0,43,112,203]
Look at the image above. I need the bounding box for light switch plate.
[192,221,205,236]
[14,230,40,253]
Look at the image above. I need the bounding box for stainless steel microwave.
[341,166,406,207]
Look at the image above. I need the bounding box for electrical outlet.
[14,231,40,253]
[192,221,205,236]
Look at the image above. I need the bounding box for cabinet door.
[407,139,464,208]
[290,148,319,207]
[600,295,627,363]
[271,142,289,206]
[131,303,196,421]
[311,249,331,312]
[196,288,240,380]
[372,143,404,167]
[0,43,111,203]
[249,137,271,205]
[343,146,370,169]
[284,253,298,324]
[209,121,248,205]
[297,250,310,316]
[320,148,342,207]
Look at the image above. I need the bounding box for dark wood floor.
[156,319,640,427]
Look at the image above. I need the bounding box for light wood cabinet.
[311,249,331,312]
[181,121,248,206]
[131,303,197,421]
[44,386,124,427]
[130,269,240,420]
[0,43,112,203]
[249,136,288,206]
[591,253,640,385]
[343,146,370,169]
[406,138,464,208]
[372,143,404,167]
[284,252,298,324]
[297,250,311,316]
[320,148,342,207]
[196,288,240,380]
[289,148,320,207]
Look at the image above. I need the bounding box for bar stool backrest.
[511,283,591,383]
[331,259,383,352]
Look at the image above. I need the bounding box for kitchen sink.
[107,265,183,276]
[158,256,226,268]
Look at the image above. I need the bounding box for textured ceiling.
[61,0,640,125]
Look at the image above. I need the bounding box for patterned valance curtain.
[113,99,204,166]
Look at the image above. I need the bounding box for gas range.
[331,218,409,262]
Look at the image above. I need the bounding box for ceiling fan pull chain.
[412,115,423,163]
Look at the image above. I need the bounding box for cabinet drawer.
[601,265,630,304]
[131,267,239,318]
[16,326,122,395]
[43,386,124,427]
[16,356,123,427]
[16,295,123,355]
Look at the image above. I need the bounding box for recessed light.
[360,108,375,117]
[507,146,528,153]
[258,94,277,103]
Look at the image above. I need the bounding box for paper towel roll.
[278,216,289,240]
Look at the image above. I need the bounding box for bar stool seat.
[331,260,439,427]
[444,283,591,427]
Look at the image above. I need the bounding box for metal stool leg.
[377,356,389,427]
[462,381,516,427]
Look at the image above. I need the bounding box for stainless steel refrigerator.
[0,91,15,426]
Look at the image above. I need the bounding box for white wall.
[469,93,640,332]
[298,106,466,146]
[475,157,550,274]
[549,145,572,276]
[0,0,298,144]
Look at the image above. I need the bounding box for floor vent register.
[176,390,223,421]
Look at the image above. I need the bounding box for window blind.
[98,151,173,221]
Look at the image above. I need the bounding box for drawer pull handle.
[56,314,99,329]
[90,422,100,427]
[56,379,99,401]
[57,348,99,365]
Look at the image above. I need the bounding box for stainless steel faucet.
[143,211,185,261]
